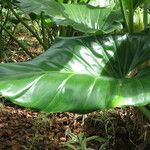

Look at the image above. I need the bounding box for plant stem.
[8,3,47,50]
[138,106,150,121]
[143,0,148,29]
[40,12,49,49]
[119,0,129,32]
[128,0,134,33]
[0,23,34,59]
[0,7,10,57]
[59,26,67,36]
[0,8,10,34]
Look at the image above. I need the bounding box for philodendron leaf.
[0,34,150,113]
[16,0,122,34]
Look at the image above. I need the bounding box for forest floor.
[0,26,150,150]
[1,101,150,150]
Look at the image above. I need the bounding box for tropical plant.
[0,0,58,59]
[16,0,123,34]
[0,0,150,117]
[0,0,20,59]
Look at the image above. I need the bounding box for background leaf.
[16,0,122,34]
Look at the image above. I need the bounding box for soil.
[1,101,150,150]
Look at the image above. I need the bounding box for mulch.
[1,101,150,150]
[0,102,84,150]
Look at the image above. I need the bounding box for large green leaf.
[16,0,122,34]
[0,34,150,113]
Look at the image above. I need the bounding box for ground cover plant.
[0,0,150,149]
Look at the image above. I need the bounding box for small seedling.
[63,129,107,150]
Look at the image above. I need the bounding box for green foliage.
[64,130,106,150]
[0,34,149,113]
[133,8,144,32]
[0,2,17,59]
[123,0,145,10]
[16,0,123,34]
[119,0,150,33]
[0,0,58,58]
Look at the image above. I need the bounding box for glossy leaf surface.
[16,0,122,34]
[0,34,150,113]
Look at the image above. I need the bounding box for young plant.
[64,129,106,150]
[0,1,34,59]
